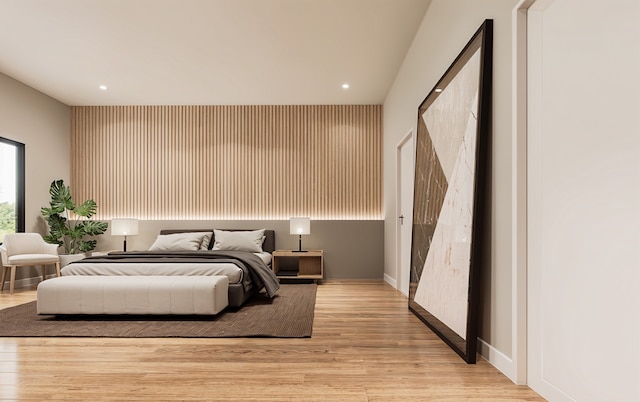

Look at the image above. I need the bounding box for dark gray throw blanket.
[77,250,281,298]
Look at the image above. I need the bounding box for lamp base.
[293,234,309,253]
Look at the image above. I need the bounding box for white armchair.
[1,233,61,294]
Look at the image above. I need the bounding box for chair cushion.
[8,254,60,265]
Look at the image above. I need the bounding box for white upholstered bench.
[36,275,229,315]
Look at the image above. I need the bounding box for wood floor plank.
[0,281,543,401]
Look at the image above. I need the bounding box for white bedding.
[62,262,244,284]
[61,252,272,285]
[254,251,272,266]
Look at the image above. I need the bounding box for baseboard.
[381,274,519,382]
[383,273,397,288]
[477,337,517,383]
[4,274,57,292]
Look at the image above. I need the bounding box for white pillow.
[212,229,265,253]
[149,232,212,252]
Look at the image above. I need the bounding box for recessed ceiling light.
[99,85,108,91]
[342,83,350,90]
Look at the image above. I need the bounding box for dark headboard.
[159,229,276,253]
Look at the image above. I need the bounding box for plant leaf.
[82,220,109,236]
[49,180,74,213]
[40,207,53,219]
[46,214,68,236]
[42,234,63,247]
[78,240,97,252]
[68,222,86,240]
[40,179,108,254]
[75,200,97,218]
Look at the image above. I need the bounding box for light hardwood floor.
[0,281,543,401]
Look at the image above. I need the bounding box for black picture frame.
[408,19,493,364]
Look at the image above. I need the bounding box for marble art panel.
[410,51,482,297]
[409,118,447,293]
[422,50,481,181]
[413,91,479,339]
[408,18,492,364]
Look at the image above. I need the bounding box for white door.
[527,1,640,401]
[397,131,414,296]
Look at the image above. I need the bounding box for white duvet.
[61,252,272,285]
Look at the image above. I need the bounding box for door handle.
[399,215,404,225]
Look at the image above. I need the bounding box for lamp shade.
[290,217,311,235]
[111,219,139,236]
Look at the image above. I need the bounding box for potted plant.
[41,179,108,265]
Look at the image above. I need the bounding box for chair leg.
[42,265,47,281]
[55,262,61,277]
[9,265,16,295]
[0,266,7,291]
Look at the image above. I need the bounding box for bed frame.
[159,229,276,307]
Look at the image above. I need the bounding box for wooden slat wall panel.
[70,105,382,220]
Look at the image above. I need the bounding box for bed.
[60,229,280,307]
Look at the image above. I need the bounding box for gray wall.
[95,220,384,280]
[0,72,70,282]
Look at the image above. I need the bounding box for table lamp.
[111,218,139,251]
[289,217,310,252]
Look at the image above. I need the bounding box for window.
[0,137,25,243]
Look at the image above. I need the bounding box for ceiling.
[0,0,431,106]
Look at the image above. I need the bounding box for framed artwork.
[408,19,493,364]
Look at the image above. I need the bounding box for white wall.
[527,0,640,400]
[0,72,70,279]
[383,0,519,368]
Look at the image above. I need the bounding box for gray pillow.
[212,229,265,253]
[149,232,212,251]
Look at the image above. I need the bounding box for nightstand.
[272,250,323,282]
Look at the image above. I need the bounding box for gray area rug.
[0,284,316,338]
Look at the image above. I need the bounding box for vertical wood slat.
[70,105,382,220]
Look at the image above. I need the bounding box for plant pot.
[59,253,87,268]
